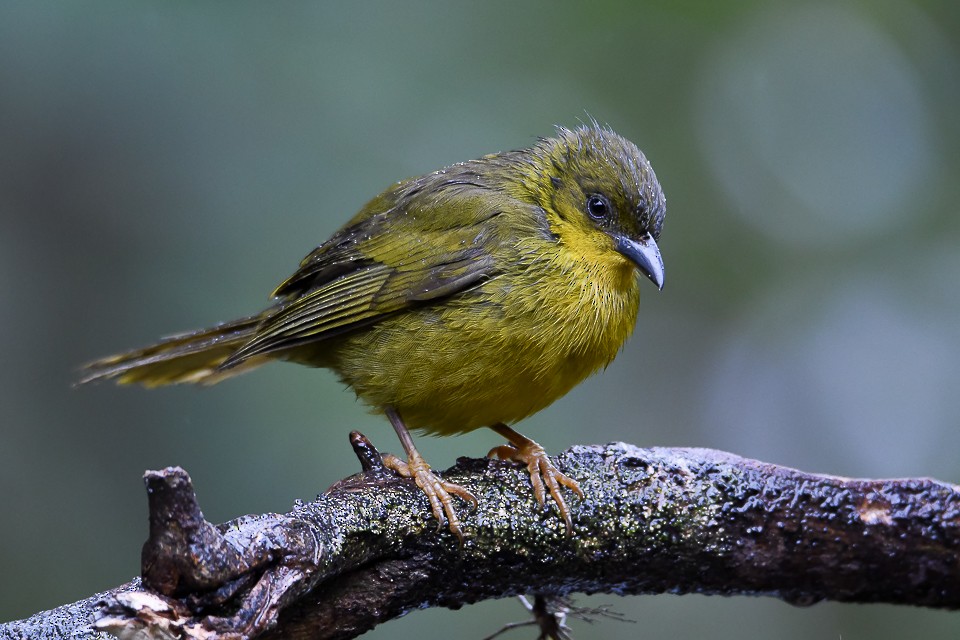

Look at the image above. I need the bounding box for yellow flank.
[325,226,642,435]
[80,122,666,439]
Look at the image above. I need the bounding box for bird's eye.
[586,195,610,220]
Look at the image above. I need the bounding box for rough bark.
[3,434,959,640]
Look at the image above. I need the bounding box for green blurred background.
[2,1,959,638]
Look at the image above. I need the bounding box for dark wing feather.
[221,179,506,367]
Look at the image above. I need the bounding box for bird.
[80,123,666,541]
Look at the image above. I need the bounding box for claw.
[488,426,582,535]
[383,451,476,543]
[382,407,479,542]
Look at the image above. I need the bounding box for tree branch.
[3,434,959,640]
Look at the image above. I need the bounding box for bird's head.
[525,123,666,289]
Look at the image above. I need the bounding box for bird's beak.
[614,233,664,290]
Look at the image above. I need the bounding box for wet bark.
[3,434,959,640]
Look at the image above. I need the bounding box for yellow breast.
[328,224,641,435]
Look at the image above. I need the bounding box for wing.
[221,174,509,367]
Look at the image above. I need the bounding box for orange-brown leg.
[487,423,583,535]
[382,406,478,542]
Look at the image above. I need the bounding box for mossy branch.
[3,434,959,640]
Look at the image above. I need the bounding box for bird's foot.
[487,430,583,535]
[383,451,478,543]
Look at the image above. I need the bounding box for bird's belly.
[325,275,640,435]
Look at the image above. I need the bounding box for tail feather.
[78,315,266,387]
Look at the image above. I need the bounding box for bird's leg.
[381,406,478,542]
[487,423,583,535]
